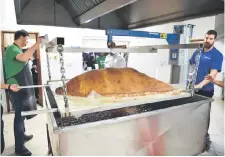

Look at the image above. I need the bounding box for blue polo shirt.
[189,47,223,92]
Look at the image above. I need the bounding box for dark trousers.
[195,90,213,151]
[9,92,25,150]
[1,105,5,154]
[32,75,39,99]
[195,90,214,98]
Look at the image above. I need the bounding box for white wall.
[128,23,177,80]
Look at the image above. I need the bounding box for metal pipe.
[47,79,71,83]
[46,43,203,53]
[18,85,50,89]
[190,39,204,42]
[21,108,59,116]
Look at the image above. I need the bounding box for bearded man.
[189,30,223,98]
[189,30,223,152]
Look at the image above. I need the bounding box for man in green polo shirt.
[96,53,106,69]
[3,30,40,156]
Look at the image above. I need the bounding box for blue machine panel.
[106,28,181,61]
[106,29,180,43]
[169,25,185,61]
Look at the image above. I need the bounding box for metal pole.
[184,25,194,87]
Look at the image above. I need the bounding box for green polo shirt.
[96,56,106,69]
[3,44,26,84]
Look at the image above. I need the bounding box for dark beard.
[203,42,213,49]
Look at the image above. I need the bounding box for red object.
[136,116,165,155]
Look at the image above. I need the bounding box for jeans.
[9,91,25,150]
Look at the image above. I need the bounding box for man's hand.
[194,84,203,89]
[16,38,40,62]
[205,74,214,82]
[205,74,224,88]
[32,37,41,49]
[10,84,20,92]
[195,69,218,89]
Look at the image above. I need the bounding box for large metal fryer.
[44,85,213,156]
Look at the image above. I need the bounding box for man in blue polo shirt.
[189,30,223,151]
[189,30,223,98]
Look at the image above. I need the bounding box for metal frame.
[44,29,203,116]
[106,28,181,61]
[20,28,203,118]
[48,94,214,132]
[46,43,202,53]
[42,82,214,132]
[173,24,196,86]
[41,30,213,156]
[46,83,194,120]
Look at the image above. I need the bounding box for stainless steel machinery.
[35,35,214,156]
[44,85,213,156]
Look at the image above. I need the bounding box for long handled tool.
[21,108,59,116]
[18,84,51,89]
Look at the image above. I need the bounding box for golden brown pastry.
[55,68,174,97]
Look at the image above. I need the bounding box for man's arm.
[195,69,218,88]
[205,74,224,88]
[213,80,224,88]
[195,52,223,89]
[1,84,19,92]
[1,84,9,89]
[16,38,40,62]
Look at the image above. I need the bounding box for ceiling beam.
[76,0,139,25]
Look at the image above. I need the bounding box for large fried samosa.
[55,68,174,97]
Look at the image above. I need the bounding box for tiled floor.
[1,97,224,156]
[207,97,224,156]
[199,97,224,156]
[2,106,48,156]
